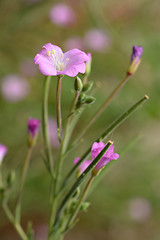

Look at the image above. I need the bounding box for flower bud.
[85,96,96,104]
[27,118,41,147]
[127,45,143,75]
[0,144,7,166]
[82,81,93,93]
[74,76,83,92]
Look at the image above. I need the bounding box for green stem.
[48,89,80,237]
[56,75,63,142]
[15,146,33,223]
[66,175,94,230]
[53,141,112,229]
[61,95,149,191]
[3,203,28,240]
[42,76,53,174]
[73,73,131,148]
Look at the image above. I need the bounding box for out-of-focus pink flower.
[91,142,119,172]
[84,29,111,52]
[1,75,30,102]
[20,59,37,77]
[28,118,40,147]
[34,43,89,77]
[128,197,152,222]
[49,3,76,27]
[0,144,7,165]
[35,223,48,240]
[64,37,85,51]
[48,118,60,148]
[74,157,92,176]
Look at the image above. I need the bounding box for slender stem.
[56,75,63,142]
[68,91,80,122]
[15,146,33,223]
[66,176,94,230]
[61,95,149,191]
[53,141,112,228]
[48,89,82,237]
[3,203,28,240]
[73,73,131,147]
[42,75,53,174]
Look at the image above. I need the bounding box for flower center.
[47,50,69,71]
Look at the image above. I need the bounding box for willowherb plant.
[0,43,149,240]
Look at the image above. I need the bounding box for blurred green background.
[0,0,160,239]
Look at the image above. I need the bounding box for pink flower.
[74,157,92,175]
[128,197,152,222]
[0,144,7,164]
[49,4,76,27]
[84,29,111,52]
[34,43,89,77]
[1,75,30,102]
[91,142,119,172]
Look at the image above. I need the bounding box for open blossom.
[74,157,92,176]
[34,43,89,77]
[128,45,143,75]
[0,144,7,165]
[28,118,41,146]
[49,4,76,27]
[91,142,119,172]
[1,75,30,102]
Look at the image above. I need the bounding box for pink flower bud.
[28,118,40,147]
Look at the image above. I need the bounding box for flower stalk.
[42,76,53,174]
[15,146,33,223]
[56,75,63,142]
[65,175,94,230]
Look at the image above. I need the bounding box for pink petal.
[61,66,79,77]
[38,61,57,76]
[111,153,119,160]
[43,43,63,56]
[74,157,80,165]
[64,48,89,66]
